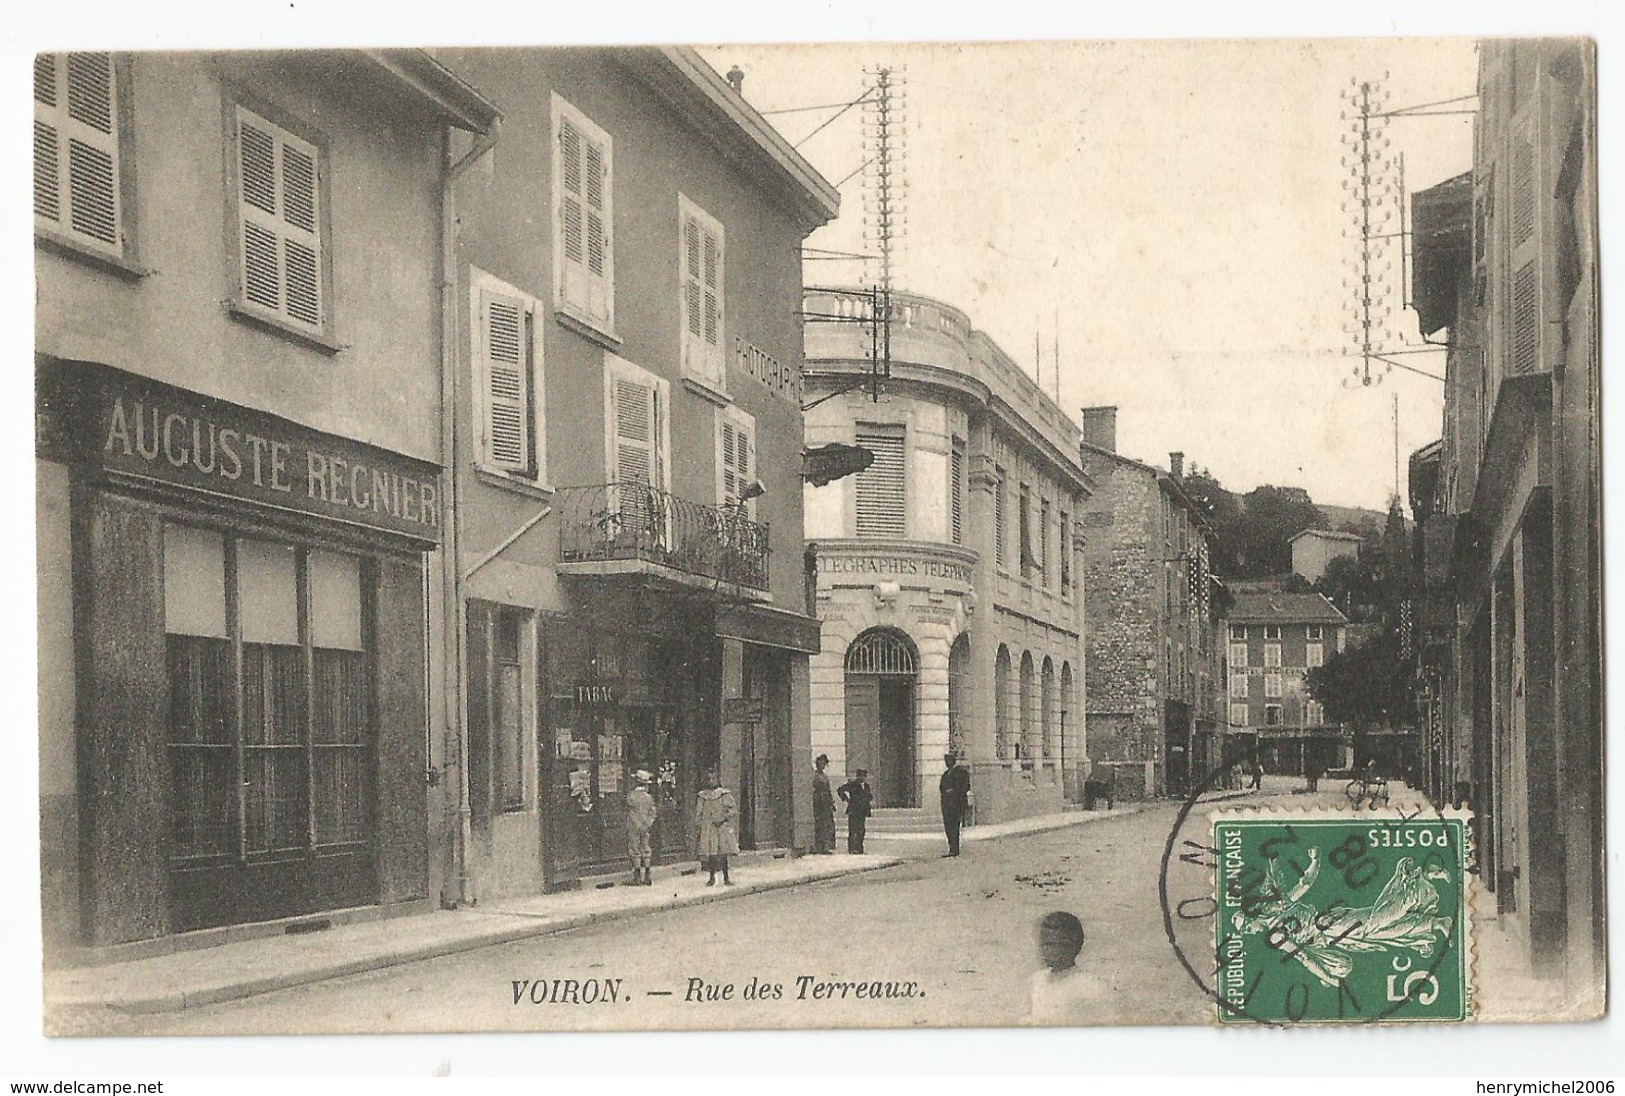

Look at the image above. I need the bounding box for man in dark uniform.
[939,752,971,857]
[836,768,874,854]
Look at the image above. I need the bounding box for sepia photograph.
[24,8,1610,1067]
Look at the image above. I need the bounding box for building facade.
[1077,419,1220,799]
[1288,527,1364,584]
[1408,39,1601,1013]
[1219,589,1350,779]
[35,50,498,952]
[431,48,838,899]
[802,289,1091,824]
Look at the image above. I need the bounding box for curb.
[56,856,906,1017]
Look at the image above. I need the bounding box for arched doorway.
[844,628,918,807]
[947,633,971,759]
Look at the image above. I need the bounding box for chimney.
[1169,452,1184,479]
[1079,406,1117,454]
[726,66,745,95]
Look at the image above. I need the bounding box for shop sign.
[574,683,617,707]
[733,335,801,404]
[39,360,442,545]
[818,553,973,585]
[723,697,764,725]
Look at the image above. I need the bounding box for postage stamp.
[1212,810,1473,1024]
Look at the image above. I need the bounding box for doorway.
[843,629,918,808]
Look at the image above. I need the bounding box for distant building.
[802,288,1091,824]
[1219,590,1350,778]
[1289,527,1364,584]
[1078,425,1221,799]
[1408,39,1601,1012]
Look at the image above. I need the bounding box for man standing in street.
[837,768,874,854]
[939,751,971,857]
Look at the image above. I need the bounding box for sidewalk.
[44,793,1248,1024]
[45,852,904,1023]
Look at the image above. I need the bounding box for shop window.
[553,93,614,336]
[495,608,526,811]
[679,194,726,395]
[227,101,332,343]
[34,52,132,264]
[467,601,531,818]
[164,526,373,864]
[854,425,905,538]
[472,269,543,482]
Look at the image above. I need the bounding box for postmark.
[1158,749,1475,1025]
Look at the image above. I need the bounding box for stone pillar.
[915,629,952,814]
[788,653,813,852]
[719,636,745,794]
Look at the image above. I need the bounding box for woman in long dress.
[812,754,836,854]
[694,768,739,886]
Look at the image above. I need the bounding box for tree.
[1234,485,1326,577]
[1314,553,1383,623]
[1305,629,1410,729]
[1181,464,1243,576]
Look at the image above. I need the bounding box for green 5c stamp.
[1214,813,1471,1024]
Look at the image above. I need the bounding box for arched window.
[1060,661,1074,766]
[948,633,971,758]
[1041,656,1056,759]
[994,645,1012,759]
[845,628,917,675]
[1019,651,1037,763]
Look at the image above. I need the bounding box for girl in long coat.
[694,768,739,886]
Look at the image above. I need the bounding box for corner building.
[35,50,497,953]
[432,48,838,898]
[802,289,1092,824]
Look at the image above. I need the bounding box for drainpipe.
[441,118,502,908]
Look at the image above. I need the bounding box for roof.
[1224,590,1349,625]
[1077,441,1213,534]
[1289,528,1365,544]
[366,50,502,134]
[618,48,840,232]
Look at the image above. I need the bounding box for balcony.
[557,482,770,595]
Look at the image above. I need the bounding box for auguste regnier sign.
[38,359,443,547]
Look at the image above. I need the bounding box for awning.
[715,602,823,654]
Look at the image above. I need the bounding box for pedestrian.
[1305,762,1321,794]
[694,767,738,886]
[939,751,970,857]
[836,768,874,854]
[1028,910,1114,1024]
[624,770,657,886]
[812,753,836,854]
[1249,758,1264,792]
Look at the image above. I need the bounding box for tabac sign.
[38,359,442,547]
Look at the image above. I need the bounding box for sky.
[697,39,1478,512]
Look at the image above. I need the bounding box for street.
[88,799,1266,1037]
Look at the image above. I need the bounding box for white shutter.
[718,412,755,512]
[236,106,323,331]
[34,52,121,253]
[854,428,906,538]
[612,376,656,488]
[683,214,703,345]
[679,198,725,389]
[480,289,532,472]
[555,99,614,329]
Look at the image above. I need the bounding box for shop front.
[38,359,441,947]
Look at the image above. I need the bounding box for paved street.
[86,798,1281,1037]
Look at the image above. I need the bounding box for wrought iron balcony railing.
[557,482,770,593]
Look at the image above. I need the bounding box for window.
[468,602,530,817]
[994,466,1007,567]
[1305,700,1325,726]
[1039,499,1050,581]
[1229,624,1246,641]
[1228,703,1250,727]
[1306,624,1324,641]
[493,608,527,811]
[1019,484,1033,577]
[717,406,756,515]
[553,94,614,334]
[854,425,905,538]
[1228,642,1248,669]
[1306,642,1324,669]
[165,526,372,862]
[1265,671,1283,699]
[1264,624,1282,640]
[949,439,965,546]
[229,103,330,339]
[678,194,725,394]
[1059,509,1071,590]
[1264,643,1282,668]
[471,269,543,481]
[35,52,129,261]
[1229,673,1249,700]
[1264,704,1283,727]
[605,354,670,527]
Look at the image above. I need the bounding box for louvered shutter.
[480,289,532,473]
[680,203,725,388]
[949,444,964,545]
[612,376,659,488]
[236,106,324,331]
[854,429,906,538]
[719,414,755,512]
[994,469,1007,565]
[1508,125,1542,376]
[557,108,613,327]
[34,52,122,254]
